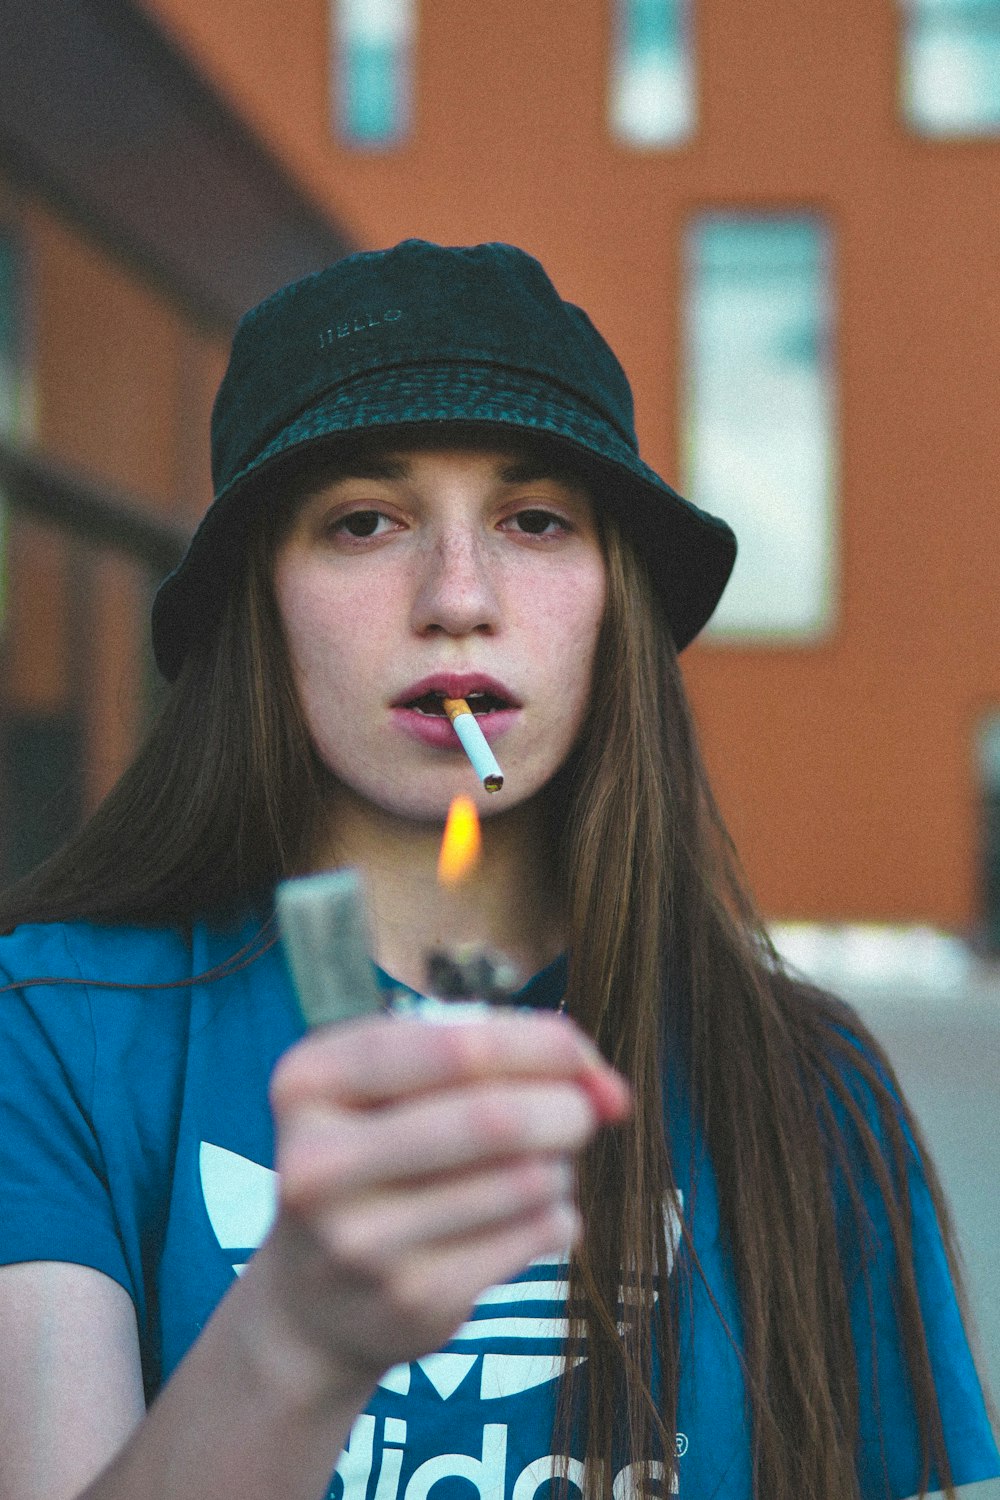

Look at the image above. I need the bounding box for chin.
[322,755,555,827]
[390,788,517,823]
[374,774,543,826]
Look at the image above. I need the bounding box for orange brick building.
[1,0,998,934]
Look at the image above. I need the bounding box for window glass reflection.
[684,215,837,640]
[0,236,17,438]
[901,0,1000,136]
[0,233,18,633]
[978,713,1000,953]
[610,0,694,145]
[333,0,415,148]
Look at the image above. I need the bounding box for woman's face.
[273,442,607,824]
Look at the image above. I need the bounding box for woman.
[0,240,995,1500]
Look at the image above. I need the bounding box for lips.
[392,674,521,718]
[389,673,521,750]
[407,691,504,717]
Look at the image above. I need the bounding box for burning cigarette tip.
[441,698,505,793]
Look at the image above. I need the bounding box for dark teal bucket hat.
[152,239,736,678]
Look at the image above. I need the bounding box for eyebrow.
[495,458,581,485]
[330,456,410,481]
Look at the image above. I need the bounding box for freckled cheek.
[511,556,605,628]
[530,571,606,720]
[542,564,606,633]
[277,581,386,713]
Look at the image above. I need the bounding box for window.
[683,214,836,640]
[610,0,694,145]
[0,227,32,451]
[978,713,1000,952]
[0,234,79,885]
[0,231,17,626]
[901,0,1000,135]
[0,227,35,625]
[0,233,18,438]
[333,0,415,147]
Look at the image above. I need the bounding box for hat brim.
[152,362,736,678]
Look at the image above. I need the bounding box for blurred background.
[0,0,997,1478]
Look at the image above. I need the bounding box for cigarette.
[441,698,504,792]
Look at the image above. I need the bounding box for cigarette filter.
[276,868,383,1028]
[442,698,504,792]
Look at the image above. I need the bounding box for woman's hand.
[256,1010,629,1405]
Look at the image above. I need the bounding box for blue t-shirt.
[0,913,996,1500]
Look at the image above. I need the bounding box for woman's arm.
[0,1263,145,1500]
[0,1010,628,1500]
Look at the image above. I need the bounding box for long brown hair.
[0,469,982,1500]
[558,525,978,1498]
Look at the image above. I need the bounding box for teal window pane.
[610,0,694,145]
[334,0,414,147]
[901,0,1000,135]
[684,215,837,640]
[0,236,17,436]
[979,713,1000,951]
[0,233,16,629]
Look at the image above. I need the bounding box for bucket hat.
[152,239,736,678]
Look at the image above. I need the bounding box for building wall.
[16,0,1000,928]
[142,0,1000,931]
[0,179,227,860]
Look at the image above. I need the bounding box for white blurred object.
[276,867,383,1028]
[609,0,694,145]
[769,921,978,1002]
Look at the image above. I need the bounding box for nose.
[409,524,501,637]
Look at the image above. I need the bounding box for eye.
[332,509,396,540]
[505,508,569,537]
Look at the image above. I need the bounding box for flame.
[437,795,482,886]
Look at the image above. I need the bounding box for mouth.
[402,690,512,718]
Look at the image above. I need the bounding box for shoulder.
[0,917,193,988]
[765,974,936,1256]
[781,977,952,1278]
[779,974,910,1137]
[779,978,1000,1491]
[0,909,285,1045]
[0,919,205,1093]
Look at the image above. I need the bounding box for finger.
[279,1078,599,1205]
[272,1011,624,1112]
[281,1197,581,1380]
[313,1154,575,1269]
[386,1199,582,1327]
